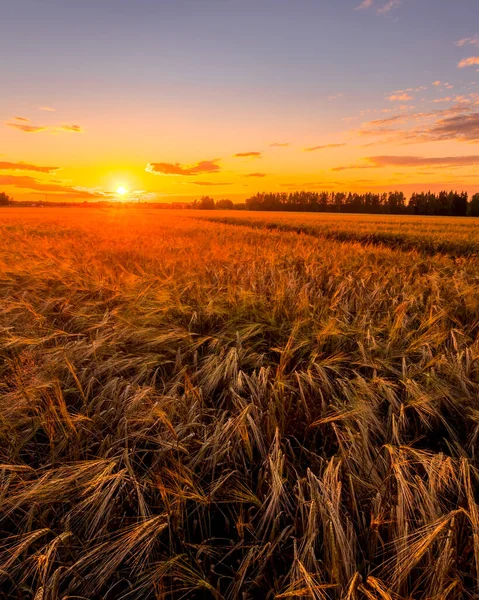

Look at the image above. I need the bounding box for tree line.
[242,191,479,216]
[3,189,479,215]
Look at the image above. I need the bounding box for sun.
[116,186,128,196]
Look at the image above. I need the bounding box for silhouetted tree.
[198,196,216,210]
[469,193,479,217]
[0,192,11,206]
[243,189,475,216]
[216,199,234,209]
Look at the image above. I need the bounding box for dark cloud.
[6,119,83,134]
[332,164,379,172]
[0,174,103,197]
[358,106,479,143]
[6,122,48,133]
[59,124,83,132]
[0,161,59,174]
[146,160,221,176]
[304,143,346,152]
[233,152,262,158]
[418,112,479,142]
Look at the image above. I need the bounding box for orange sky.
[1,1,479,203]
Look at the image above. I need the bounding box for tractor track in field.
[196,215,479,259]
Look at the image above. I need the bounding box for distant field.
[201,210,479,256]
[1,208,479,599]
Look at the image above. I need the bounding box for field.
[1,207,479,600]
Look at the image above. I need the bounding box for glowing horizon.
[2,0,479,203]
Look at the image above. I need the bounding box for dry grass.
[202,211,479,256]
[1,207,479,599]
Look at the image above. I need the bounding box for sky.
[1,0,479,203]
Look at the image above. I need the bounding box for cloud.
[433,81,442,86]
[328,93,344,101]
[304,143,346,152]
[387,93,413,102]
[0,174,104,197]
[0,161,59,174]
[377,0,401,14]
[418,112,479,142]
[335,155,479,171]
[245,172,266,177]
[5,118,83,134]
[233,152,262,158]
[270,142,290,147]
[146,159,221,176]
[458,57,479,68]
[39,106,56,112]
[358,127,399,136]
[357,105,476,141]
[367,114,409,126]
[355,0,373,9]
[332,164,379,172]
[456,36,479,48]
[6,122,48,133]
[59,124,83,132]
[191,181,232,186]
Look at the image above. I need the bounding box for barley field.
[1,207,479,600]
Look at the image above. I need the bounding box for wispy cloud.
[334,155,479,171]
[39,106,56,112]
[5,118,83,134]
[456,36,479,48]
[432,97,452,103]
[233,152,262,158]
[328,93,344,101]
[377,0,401,15]
[387,93,413,102]
[432,80,453,88]
[269,142,290,147]
[0,174,104,197]
[367,114,409,126]
[355,0,373,10]
[146,159,221,176]
[370,155,479,167]
[332,164,379,172]
[0,161,59,174]
[458,57,479,68]
[59,124,83,132]
[417,112,479,142]
[6,122,48,133]
[245,172,266,177]
[357,104,476,142]
[304,143,346,152]
[191,181,232,186]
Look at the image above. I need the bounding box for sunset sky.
[1,0,479,203]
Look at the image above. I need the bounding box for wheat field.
[1,207,479,599]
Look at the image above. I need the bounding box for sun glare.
[116,186,128,196]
